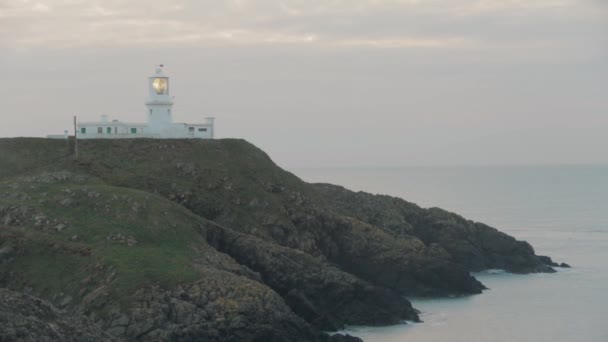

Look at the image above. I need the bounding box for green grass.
[0,138,71,178]
[0,177,208,301]
[6,235,92,298]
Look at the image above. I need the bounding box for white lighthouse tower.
[146,65,174,135]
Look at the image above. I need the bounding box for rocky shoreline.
[0,138,565,341]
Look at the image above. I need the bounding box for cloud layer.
[2,0,606,53]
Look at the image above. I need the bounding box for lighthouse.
[146,66,174,134]
[51,65,216,140]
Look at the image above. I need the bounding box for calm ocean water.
[294,165,608,342]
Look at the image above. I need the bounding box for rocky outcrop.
[312,183,557,274]
[205,222,420,330]
[100,275,319,342]
[0,288,114,342]
[284,212,485,296]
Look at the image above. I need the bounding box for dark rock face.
[302,214,485,296]
[107,279,318,342]
[327,334,364,342]
[0,138,563,341]
[205,222,419,330]
[312,184,557,274]
[0,288,114,342]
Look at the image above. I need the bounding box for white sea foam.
[478,269,507,275]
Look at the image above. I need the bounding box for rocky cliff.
[0,138,562,341]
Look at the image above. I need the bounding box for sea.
[293,165,608,342]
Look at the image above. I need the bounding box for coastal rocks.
[538,255,571,268]
[0,288,115,342]
[0,242,14,263]
[107,232,138,247]
[205,222,419,330]
[0,205,33,227]
[175,162,198,176]
[327,335,364,342]
[0,205,70,234]
[21,171,88,184]
[100,276,319,342]
[312,184,559,274]
[297,213,485,296]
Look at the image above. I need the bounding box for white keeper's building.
[50,66,215,139]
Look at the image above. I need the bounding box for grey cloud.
[2,0,605,50]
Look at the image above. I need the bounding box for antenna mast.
[73,116,79,159]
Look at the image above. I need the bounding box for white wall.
[75,122,213,139]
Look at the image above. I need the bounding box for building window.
[107,127,112,134]
[97,127,103,134]
[188,127,195,132]
[198,128,207,132]
[80,127,86,134]
[131,128,137,134]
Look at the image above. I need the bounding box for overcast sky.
[1,0,607,167]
